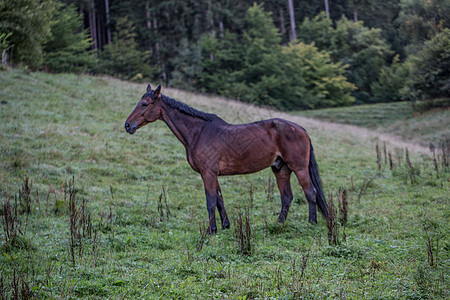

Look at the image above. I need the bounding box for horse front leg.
[201,172,228,234]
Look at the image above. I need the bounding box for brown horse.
[125,85,328,233]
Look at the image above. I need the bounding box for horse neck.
[160,102,208,149]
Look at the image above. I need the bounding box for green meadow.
[0,68,448,299]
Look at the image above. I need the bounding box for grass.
[294,101,450,146]
[0,68,449,298]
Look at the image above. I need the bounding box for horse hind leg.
[216,188,230,229]
[293,168,318,224]
[272,158,293,223]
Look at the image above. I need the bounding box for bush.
[97,17,154,80]
[0,0,55,67]
[43,4,96,73]
[256,42,355,110]
[371,55,413,102]
[199,4,355,110]
[299,14,393,104]
[409,29,450,101]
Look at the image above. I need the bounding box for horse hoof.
[277,215,287,223]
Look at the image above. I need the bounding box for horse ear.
[154,84,161,98]
[147,84,152,93]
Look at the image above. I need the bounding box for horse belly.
[217,136,278,175]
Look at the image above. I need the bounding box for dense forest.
[1,0,449,109]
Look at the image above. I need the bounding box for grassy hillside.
[294,102,450,147]
[0,69,448,299]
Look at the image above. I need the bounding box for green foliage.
[43,3,96,73]
[170,38,202,90]
[298,12,335,52]
[334,17,393,103]
[98,16,154,80]
[0,32,12,52]
[257,42,355,109]
[200,3,281,102]
[200,4,355,110]
[371,55,413,102]
[0,32,12,68]
[0,0,56,66]
[299,13,393,103]
[408,29,450,101]
[397,0,450,55]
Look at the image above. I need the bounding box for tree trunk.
[287,0,297,41]
[353,6,358,22]
[2,50,7,66]
[96,10,102,50]
[279,8,286,38]
[88,0,98,51]
[105,0,111,44]
[219,21,224,37]
[324,0,330,18]
[145,2,151,30]
[206,0,214,36]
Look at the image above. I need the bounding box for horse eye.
[142,102,149,107]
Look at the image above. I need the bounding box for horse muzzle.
[124,122,137,134]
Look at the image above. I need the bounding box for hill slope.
[293,102,449,148]
[0,69,448,299]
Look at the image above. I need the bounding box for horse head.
[125,84,162,134]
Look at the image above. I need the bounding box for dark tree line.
[1,0,449,109]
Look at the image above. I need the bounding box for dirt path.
[170,88,431,154]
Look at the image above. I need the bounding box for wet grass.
[0,68,449,298]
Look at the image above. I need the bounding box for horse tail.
[308,141,328,218]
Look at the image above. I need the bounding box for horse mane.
[161,94,218,122]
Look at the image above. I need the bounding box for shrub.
[43,4,96,72]
[256,42,355,110]
[408,29,450,101]
[0,0,55,67]
[97,17,154,80]
[371,55,413,102]
[199,4,355,110]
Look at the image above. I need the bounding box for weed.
[1,179,34,251]
[326,193,339,246]
[290,248,311,297]
[357,175,375,204]
[338,188,348,242]
[423,222,441,268]
[430,143,439,177]
[388,151,394,170]
[376,143,382,172]
[273,265,283,292]
[441,140,449,169]
[2,195,20,246]
[18,178,32,218]
[265,176,274,202]
[66,176,93,265]
[0,269,35,300]
[196,222,209,252]
[248,183,254,210]
[157,186,171,222]
[405,148,420,184]
[233,207,252,255]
